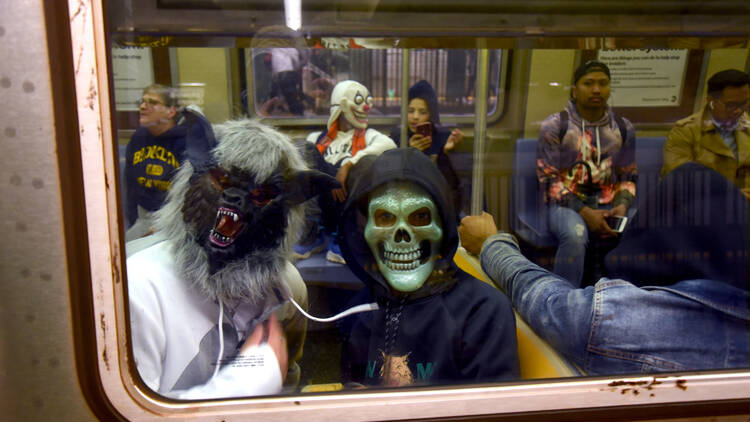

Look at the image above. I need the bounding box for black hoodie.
[338,148,519,387]
[389,80,465,216]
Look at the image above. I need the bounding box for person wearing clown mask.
[302,80,397,263]
[337,148,519,388]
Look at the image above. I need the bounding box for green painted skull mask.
[364,181,443,292]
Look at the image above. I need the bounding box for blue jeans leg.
[548,205,588,287]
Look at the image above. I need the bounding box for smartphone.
[605,215,628,233]
[416,122,432,138]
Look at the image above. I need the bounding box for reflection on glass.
[110,41,750,401]
[250,48,502,118]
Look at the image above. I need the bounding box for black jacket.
[390,80,465,215]
[339,148,520,387]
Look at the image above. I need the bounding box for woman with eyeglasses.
[124,84,188,242]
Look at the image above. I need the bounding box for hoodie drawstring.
[580,119,602,168]
[383,299,405,356]
[595,125,601,166]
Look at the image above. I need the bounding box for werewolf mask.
[182,165,335,274]
[156,120,339,304]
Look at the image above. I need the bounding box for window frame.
[75,1,750,421]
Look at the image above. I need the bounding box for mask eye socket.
[209,168,230,190]
[354,93,364,105]
[373,209,396,227]
[408,207,432,226]
[249,185,279,207]
[366,95,373,105]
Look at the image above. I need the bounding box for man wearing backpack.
[536,60,638,287]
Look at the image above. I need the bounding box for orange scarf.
[316,120,366,157]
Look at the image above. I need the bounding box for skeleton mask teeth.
[364,182,443,292]
[209,207,244,247]
[379,240,430,271]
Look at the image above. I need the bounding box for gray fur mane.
[155,119,308,304]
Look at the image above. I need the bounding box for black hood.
[339,148,459,300]
[409,80,441,125]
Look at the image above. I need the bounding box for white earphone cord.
[288,296,379,323]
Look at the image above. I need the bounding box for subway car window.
[69,0,750,420]
[248,48,502,119]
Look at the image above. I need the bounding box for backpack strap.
[612,112,629,142]
[558,110,568,140]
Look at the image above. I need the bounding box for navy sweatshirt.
[125,124,188,227]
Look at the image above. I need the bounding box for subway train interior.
[3,0,750,421]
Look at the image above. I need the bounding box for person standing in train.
[661,69,750,197]
[125,84,189,241]
[389,80,467,218]
[536,60,638,287]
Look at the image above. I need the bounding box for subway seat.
[453,247,582,378]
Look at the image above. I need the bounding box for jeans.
[480,233,750,375]
[548,205,588,287]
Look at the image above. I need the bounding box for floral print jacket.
[536,99,637,211]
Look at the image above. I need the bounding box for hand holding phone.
[416,122,432,138]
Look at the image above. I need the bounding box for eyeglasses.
[136,97,166,107]
[715,98,749,113]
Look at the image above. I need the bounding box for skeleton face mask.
[330,81,373,130]
[364,181,443,292]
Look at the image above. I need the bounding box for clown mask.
[364,181,443,292]
[329,80,373,130]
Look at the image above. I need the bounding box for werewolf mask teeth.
[209,207,243,248]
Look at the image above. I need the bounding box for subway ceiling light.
[285,0,301,31]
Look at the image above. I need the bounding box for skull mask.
[364,181,443,292]
[328,80,373,130]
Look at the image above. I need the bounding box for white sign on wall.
[597,49,688,107]
[112,47,154,111]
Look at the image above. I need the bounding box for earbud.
[709,101,715,110]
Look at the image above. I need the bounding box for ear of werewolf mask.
[155,119,339,303]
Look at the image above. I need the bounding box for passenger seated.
[125,84,186,241]
[389,80,466,216]
[460,162,749,375]
[662,69,750,198]
[128,119,337,399]
[338,148,520,387]
[537,60,637,287]
[298,80,397,263]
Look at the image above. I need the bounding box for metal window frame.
[74,1,750,421]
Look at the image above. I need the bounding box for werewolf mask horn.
[155,119,338,304]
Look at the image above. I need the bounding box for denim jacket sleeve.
[479,233,595,365]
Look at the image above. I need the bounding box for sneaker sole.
[292,244,327,261]
[325,250,346,264]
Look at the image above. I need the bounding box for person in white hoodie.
[536,60,638,287]
[128,119,338,399]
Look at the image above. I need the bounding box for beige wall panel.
[524,50,577,139]
[0,1,95,420]
[175,48,232,123]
